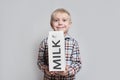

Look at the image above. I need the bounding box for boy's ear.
[50,22,53,28]
[50,23,54,30]
[68,22,72,28]
[69,21,72,25]
[50,23,52,27]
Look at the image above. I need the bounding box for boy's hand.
[44,65,69,76]
[57,65,69,76]
[44,66,56,75]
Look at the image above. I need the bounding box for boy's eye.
[54,19,58,22]
[63,19,67,22]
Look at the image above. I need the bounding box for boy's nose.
[58,21,63,25]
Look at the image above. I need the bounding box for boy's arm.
[68,41,82,76]
[37,40,46,72]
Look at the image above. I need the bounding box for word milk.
[48,31,66,71]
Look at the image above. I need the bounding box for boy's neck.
[64,32,68,36]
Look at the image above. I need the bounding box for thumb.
[66,65,69,70]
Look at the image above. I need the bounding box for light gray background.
[0,0,120,80]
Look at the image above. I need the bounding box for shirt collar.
[65,33,71,40]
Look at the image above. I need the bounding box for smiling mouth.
[56,26,65,28]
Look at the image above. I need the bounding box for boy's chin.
[55,29,64,32]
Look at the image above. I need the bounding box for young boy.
[37,8,82,80]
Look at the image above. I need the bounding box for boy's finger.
[65,65,69,70]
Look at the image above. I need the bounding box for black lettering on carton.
[53,48,61,54]
[52,40,60,47]
[53,56,61,58]
[53,59,61,69]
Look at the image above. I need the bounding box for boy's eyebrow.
[53,17,70,20]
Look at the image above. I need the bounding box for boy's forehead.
[53,12,70,18]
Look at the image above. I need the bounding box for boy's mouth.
[56,26,65,29]
[56,27,65,30]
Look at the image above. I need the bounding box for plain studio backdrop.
[0,0,120,80]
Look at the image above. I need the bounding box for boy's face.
[51,12,71,34]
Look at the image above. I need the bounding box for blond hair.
[50,8,71,25]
